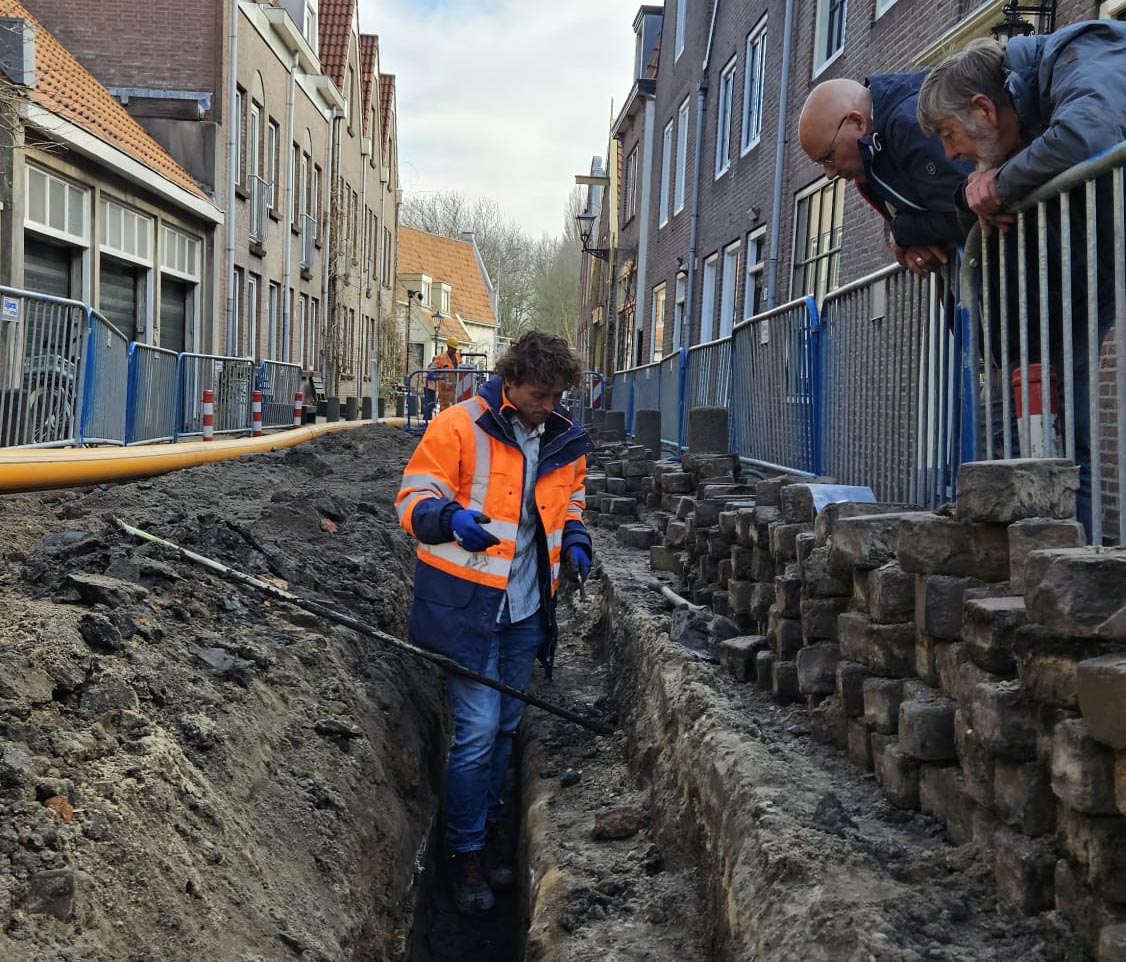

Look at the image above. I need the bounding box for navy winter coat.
[859,73,973,247]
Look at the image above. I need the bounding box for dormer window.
[440,287,450,314]
[421,279,432,306]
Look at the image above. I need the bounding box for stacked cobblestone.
[590,449,1126,956]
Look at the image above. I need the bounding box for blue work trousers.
[444,607,543,854]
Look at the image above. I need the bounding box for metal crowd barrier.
[658,349,684,456]
[79,309,129,446]
[257,359,303,428]
[820,264,953,506]
[730,297,819,475]
[960,142,1126,545]
[126,343,179,445]
[403,366,491,434]
[682,337,732,450]
[632,359,662,416]
[0,287,87,448]
[176,353,255,439]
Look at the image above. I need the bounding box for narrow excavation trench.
[403,571,709,962]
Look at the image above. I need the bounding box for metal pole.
[114,518,613,735]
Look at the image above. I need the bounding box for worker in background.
[396,330,593,917]
[425,336,461,420]
[798,74,972,277]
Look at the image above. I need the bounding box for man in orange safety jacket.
[424,336,462,419]
[396,331,592,918]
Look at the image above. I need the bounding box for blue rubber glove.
[566,544,592,581]
[450,509,500,553]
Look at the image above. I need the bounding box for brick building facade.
[21,0,401,399]
[587,0,1117,367]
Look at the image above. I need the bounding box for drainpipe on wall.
[634,95,656,366]
[356,137,370,404]
[685,0,721,348]
[223,0,239,355]
[321,108,344,387]
[765,0,797,309]
[374,161,387,406]
[281,50,298,362]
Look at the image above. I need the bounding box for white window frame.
[651,283,666,362]
[741,18,767,155]
[673,271,687,351]
[674,98,689,214]
[719,241,740,338]
[675,0,687,61]
[160,226,200,281]
[700,253,719,343]
[659,120,673,228]
[267,282,280,360]
[743,226,767,320]
[791,178,846,303]
[813,0,848,76]
[267,120,279,210]
[625,146,639,222]
[25,165,90,246]
[714,56,737,179]
[99,198,153,267]
[247,274,259,358]
[234,88,244,183]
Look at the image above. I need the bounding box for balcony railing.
[301,213,316,269]
[249,175,272,246]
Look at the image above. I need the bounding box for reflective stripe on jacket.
[426,351,461,405]
[395,375,593,676]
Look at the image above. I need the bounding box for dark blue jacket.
[859,73,973,246]
[406,376,593,679]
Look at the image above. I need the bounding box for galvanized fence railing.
[632,359,662,415]
[126,343,179,445]
[79,309,129,446]
[819,263,955,506]
[684,337,732,410]
[730,296,819,476]
[959,141,1126,545]
[176,353,255,439]
[257,359,303,428]
[0,287,87,448]
[658,349,684,455]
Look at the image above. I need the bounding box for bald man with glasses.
[799,74,972,277]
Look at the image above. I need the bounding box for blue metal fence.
[125,343,179,445]
[257,359,304,428]
[79,310,129,446]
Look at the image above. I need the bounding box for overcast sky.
[358,0,642,238]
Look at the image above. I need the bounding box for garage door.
[24,237,72,299]
[160,277,189,353]
[99,259,139,336]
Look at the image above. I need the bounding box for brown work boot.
[450,850,494,917]
[486,820,516,892]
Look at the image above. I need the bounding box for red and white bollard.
[590,373,604,411]
[293,391,304,429]
[202,389,214,442]
[251,390,263,437]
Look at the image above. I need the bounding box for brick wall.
[22,0,222,109]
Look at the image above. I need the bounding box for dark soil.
[0,426,448,962]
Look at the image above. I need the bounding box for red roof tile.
[359,34,378,139]
[318,0,355,89]
[379,73,395,162]
[3,0,208,201]
[398,227,497,328]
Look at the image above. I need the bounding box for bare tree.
[400,188,584,346]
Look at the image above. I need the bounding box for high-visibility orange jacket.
[395,375,592,676]
[425,350,461,409]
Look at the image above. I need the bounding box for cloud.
[358,0,640,238]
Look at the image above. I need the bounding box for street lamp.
[990,0,1054,41]
[575,211,609,262]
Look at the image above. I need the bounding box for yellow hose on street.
[0,421,373,493]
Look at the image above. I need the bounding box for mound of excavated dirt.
[0,426,446,962]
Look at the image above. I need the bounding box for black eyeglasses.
[816,116,849,167]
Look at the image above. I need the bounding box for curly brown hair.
[495,330,584,389]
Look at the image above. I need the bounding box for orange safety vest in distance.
[395,375,593,676]
[426,350,461,408]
